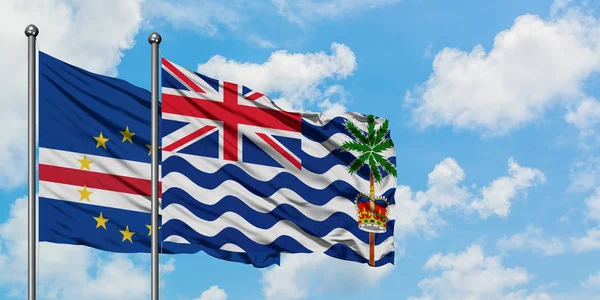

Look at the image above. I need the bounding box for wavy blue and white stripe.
[160,112,396,268]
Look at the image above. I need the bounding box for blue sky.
[2,0,600,299]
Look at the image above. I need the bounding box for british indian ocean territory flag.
[159,58,397,267]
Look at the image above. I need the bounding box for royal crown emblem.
[355,193,389,233]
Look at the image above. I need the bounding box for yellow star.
[145,224,162,236]
[94,131,109,149]
[120,226,135,243]
[146,144,161,156]
[77,154,93,171]
[78,185,92,202]
[93,212,109,229]
[119,126,135,143]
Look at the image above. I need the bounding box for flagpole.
[25,24,39,300]
[149,32,162,300]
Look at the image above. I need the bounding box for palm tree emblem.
[340,114,396,266]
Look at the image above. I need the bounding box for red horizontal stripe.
[162,93,302,132]
[39,164,162,197]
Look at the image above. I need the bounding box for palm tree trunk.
[369,171,375,266]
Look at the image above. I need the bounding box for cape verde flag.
[160,58,397,267]
[38,51,162,252]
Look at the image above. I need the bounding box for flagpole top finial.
[148,32,162,44]
[24,24,39,37]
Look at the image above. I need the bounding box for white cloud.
[505,290,553,300]
[143,0,241,37]
[565,98,600,137]
[571,187,600,253]
[248,35,277,49]
[0,0,144,189]
[569,156,600,192]
[496,225,566,256]
[394,157,469,237]
[396,157,544,237]
[585,188,600,222]
[159,257,176,288]
[571,229,600,253]
[260,253,393,300]
[78,255,149,299]
[550,0,575,17]
[272,0,401,26]
[197,43,357,111]
[406,4,600,135]
[423,157,471,209]
[409,244,548,300]
[582,271,600,289]
[469,158,546,218]
[424,44,434,58]
[160,257,176,273]
[318,99,347,116]
[0,196,175,299]
[318,85,348,116]
[143,1,281,49]
[195,285,228,300]
[394,185,442,237]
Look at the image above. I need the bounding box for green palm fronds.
[368,155,382,183]
[373,119,389,142]
[344,120,369,145]
[342,114,397,183]
[372,138,393,153]
[367,115,376,144]
[348,153,370,175]
[340,141,371,153]
[373,152,397,178]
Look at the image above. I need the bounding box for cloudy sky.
[2,0,600,299]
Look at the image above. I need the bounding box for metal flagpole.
[25,24,39,300]
[148,32,162,300]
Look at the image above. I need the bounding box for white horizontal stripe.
[302,132,396,159]
[162,204,394,261]
[39,181,159,213]
[303,132,348,159]
[162,151,395,193]
[162,172,396,222]
[220,243,245,252]
[163,235,190,244]
[302,111,387,127]
[303,132,356,159]
[39,147,156,179]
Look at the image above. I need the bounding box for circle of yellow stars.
[75,126,161,243]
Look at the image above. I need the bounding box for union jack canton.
[161,58,301,169]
